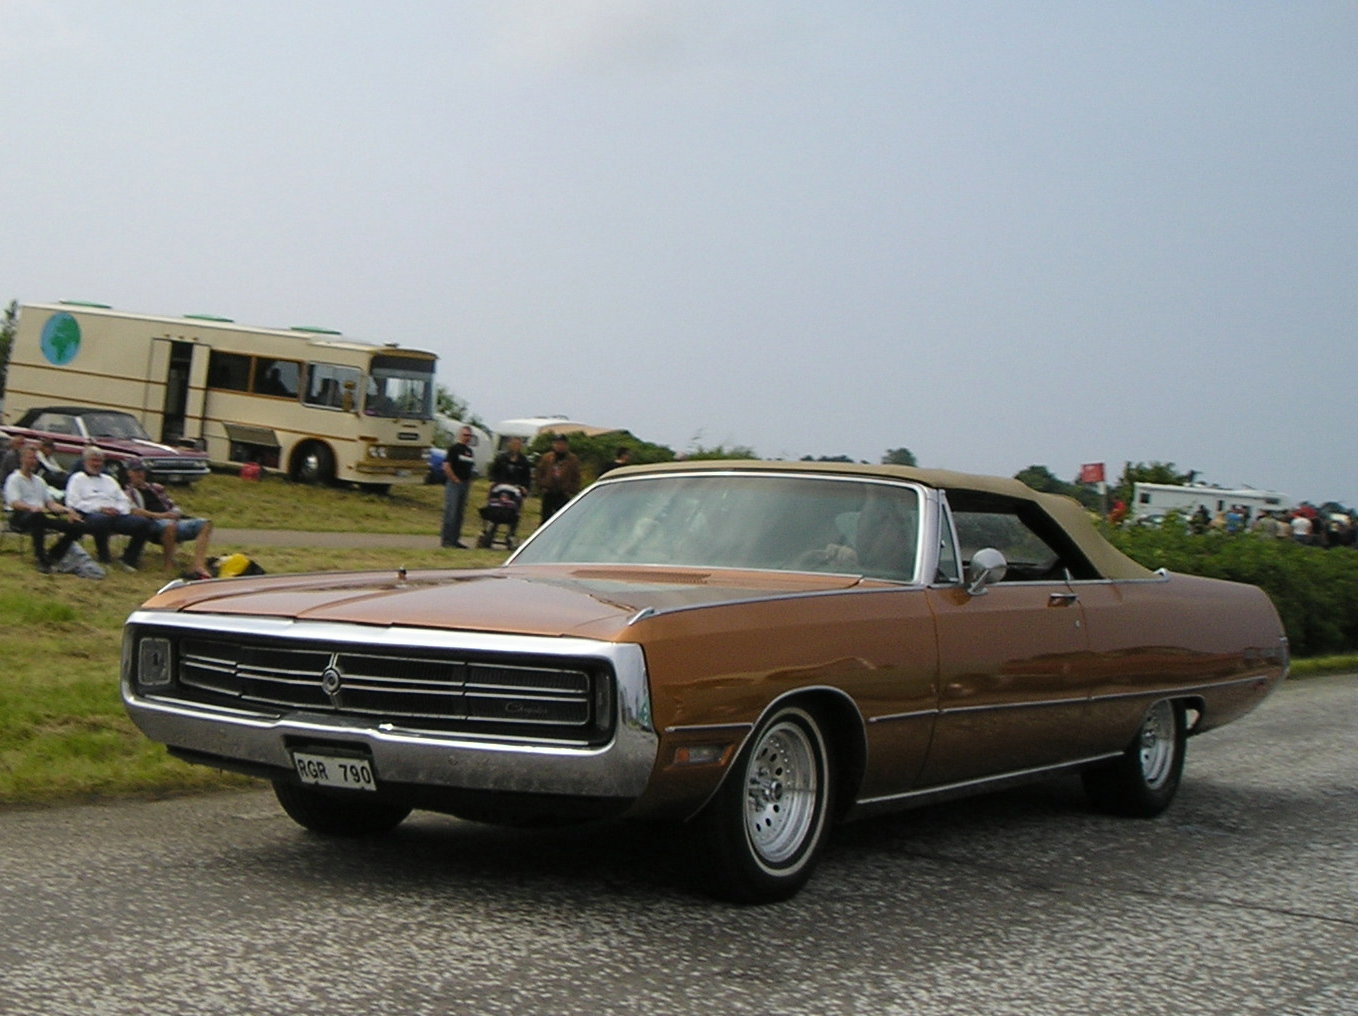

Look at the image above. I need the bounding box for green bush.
[1104,520,1358,657]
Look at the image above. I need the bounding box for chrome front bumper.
[122,611,658,800]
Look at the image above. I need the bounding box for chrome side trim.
[857,670,1271,727]
[617,581,928,624]
[942,695,1087,715]
[663,721,754,735]
[1087,671,1277,706]
[866,708,935,724]
[852,751,1121,813]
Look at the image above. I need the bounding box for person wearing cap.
[124,458,215,578]
[35,437,69,492]
[65,447,156,570]
[3,443,87,573]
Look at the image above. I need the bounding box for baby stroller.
[476,484,524,550]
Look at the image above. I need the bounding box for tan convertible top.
[613,459,1156,580]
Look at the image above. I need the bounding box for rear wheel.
[272,780,411,836]
[291,441,335,485]
[1082,699,1186,817]
[696,705,833,904]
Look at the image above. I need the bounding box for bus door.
[152,337,206,446]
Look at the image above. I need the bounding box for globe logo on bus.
[40,312,82,365]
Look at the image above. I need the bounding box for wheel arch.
[1177,694,1206,735]
[692,686,869,825]
[288,438,336,484]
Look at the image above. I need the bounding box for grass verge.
[1289,654,1358,678]
[182,471,542,533]
[0,473,513,808]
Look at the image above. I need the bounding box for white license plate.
[291,751,377,792]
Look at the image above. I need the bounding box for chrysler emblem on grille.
[321,663,343,705]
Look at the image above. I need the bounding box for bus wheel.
[292,442,335,485]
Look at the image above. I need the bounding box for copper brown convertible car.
[122,461,1287,902]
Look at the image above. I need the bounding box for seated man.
[65,447,156,570]
[123,458,215,578]
[3,442,87,573]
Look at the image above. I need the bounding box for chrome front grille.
[169,636,610,744]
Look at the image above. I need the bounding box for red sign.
[1079,462,1105,484]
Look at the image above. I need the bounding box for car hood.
[141,563,871,639]
[101,437,205,458]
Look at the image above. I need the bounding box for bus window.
[304,363,362,410]
[254,358,300,398]
[207,351,251,391]
[366,355,434,419]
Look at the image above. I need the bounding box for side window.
[947,489,1099,582]
[207,351,251,391]
[34,413,73,434]
[304,363,362,410]
[935,502,961,584]
[253,358,301,398]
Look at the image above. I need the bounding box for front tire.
[696,705,833,904]
[272,780,411,836]
[291,441,335,485]
[1082,699,1186,817]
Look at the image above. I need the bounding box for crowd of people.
[440,432,634,548]
[1109,492,1356,548]
[2,433,214,579]
[1174,501,1357,547]
[1240,505,1354,548]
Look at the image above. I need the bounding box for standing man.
[66,448,156,570]
[3,443,86,573]
[534,433,581,525]
[440,425,477,548]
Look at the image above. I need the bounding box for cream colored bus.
[2,301,437,490]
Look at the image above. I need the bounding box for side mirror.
[965,547,1008,596]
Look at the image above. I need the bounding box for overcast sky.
[3,2,1355,504]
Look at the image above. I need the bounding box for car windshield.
[512,473,922,581]
[82,412,151,441]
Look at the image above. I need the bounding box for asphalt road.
[1,674,1355,1016]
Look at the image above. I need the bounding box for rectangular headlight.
[138,637,174,688]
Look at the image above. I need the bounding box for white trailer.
[491,416,616,454]
[1132,482,1292,520]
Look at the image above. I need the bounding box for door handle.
[1048,591,1079,607]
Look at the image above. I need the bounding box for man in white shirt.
[65,447,156,570]
[4,443,87,573]
[1290,513,1314,546]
